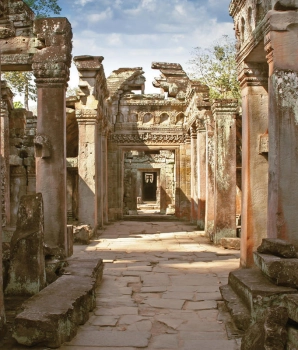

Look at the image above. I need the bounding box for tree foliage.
[187,35,240,101]
[4,1,61,109]
[24,0,61,18]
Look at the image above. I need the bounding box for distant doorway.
[143,172,157,201]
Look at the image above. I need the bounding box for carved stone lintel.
[109,132,185,144]
[34,134,51,158]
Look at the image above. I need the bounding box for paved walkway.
[61,220,241,350]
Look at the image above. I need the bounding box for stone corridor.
[59,220,241,350]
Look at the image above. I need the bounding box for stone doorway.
[142,172,157,201]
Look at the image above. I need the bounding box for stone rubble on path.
[61,221,241,350]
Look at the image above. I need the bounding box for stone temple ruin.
[0,0,298,348]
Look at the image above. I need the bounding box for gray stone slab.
[142,298,185,310]
[195,292,222,301]
[66,330,151,347]
[150,334,179,349]
[88,315,119,326]
[162,291,194,300]
[94,306,138,316]
[179,331,228,340]
[155,315,184,330]
[142,274,170,286]
[183,339,238,350]
[184,301,218,310]
[119,315,150,325]
[141,286,167,293]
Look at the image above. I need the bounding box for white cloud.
[89,7,113,22]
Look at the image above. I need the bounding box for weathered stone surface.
[257,238,297,258]
[6,193,46,296]
[12,258,103,348]
[228,268,296,320]
[241,307,288,350]
[254,252,298,288]
[73,224,93,245]
[220,284,251,331]
[220,237,241,250]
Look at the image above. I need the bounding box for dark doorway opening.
[143,172,157,201]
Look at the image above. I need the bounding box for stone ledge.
[254,252,298,288]
[12,258,104,348]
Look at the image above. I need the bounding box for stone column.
[76,109,98,229]
[212,100,238,244]
[266,11,298,246]
[239,63,268,267]
[178,136,191,220]
[97,128,104,228]
[205,114,216,239]
[196,119,207,230]
[102,131,109,224]
[32,18,72,257]
[1,91,10,228]
[0,100,4,329]
[190,125,198,223]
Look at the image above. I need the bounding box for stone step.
[228,268,296,321]
[254,252,298,288]
[219,284,251,331]
[12,258,104,348]
[123,214,179,222]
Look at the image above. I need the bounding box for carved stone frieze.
[109,132,186,144]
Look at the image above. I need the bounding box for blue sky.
[58,0,234,92]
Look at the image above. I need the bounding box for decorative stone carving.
[34,134,51,158]
[32,18,72,85]
[110,133,185,144]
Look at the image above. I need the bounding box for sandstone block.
[254,252,298,288]
[73,224,93,245]
[5,193,46,296]
[257,238,297,258]
[220,237,240,250]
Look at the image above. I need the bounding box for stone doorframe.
[137,168,161,205]
[109,145,180,219]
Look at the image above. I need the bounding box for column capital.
[238,62,268,88]
[32,18,72,87]
[76,109,98,124]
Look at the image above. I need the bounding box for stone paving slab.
[59,221,240,350]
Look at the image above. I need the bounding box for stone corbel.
[34,134,52,158]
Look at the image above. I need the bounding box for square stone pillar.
[205,114,215,239]
[196,119,207,230]
[190,126,198,223]
[177,137,191,220]
[212,100,238,244]
[239,63,268,267]
[76,110,98,229]
[0,102,4,330]
[102,132,109,224]
[33,17,72,258]
[266,11,298,246]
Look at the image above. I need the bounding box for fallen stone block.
[73,224,93,245]
[257,238,297,258]
[220,237,240,250]
[12,258,103,348]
